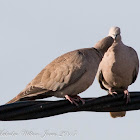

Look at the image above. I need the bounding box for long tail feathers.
[6,95,22,104]
[110,111,126,118]
[6,90,52,104]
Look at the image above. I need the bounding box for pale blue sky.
[0,0,140,140]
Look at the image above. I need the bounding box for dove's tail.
[6,96,20,104]
[6,90,53,104]
[110,111,126,118]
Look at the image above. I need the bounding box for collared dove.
[7,36,113,106]
[97,27,139,118]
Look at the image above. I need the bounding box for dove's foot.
[108,88,117,97]
[65,95,85,106]
[124,89,130,104]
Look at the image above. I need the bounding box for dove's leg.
[124,89,130,104]
[65,95,78,106]
[108,88,117,96]
[65,95,85,106]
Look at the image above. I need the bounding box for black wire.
[0,92,140,121]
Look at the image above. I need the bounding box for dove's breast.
[102,45,135,89]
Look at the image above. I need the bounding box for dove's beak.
[114,34,118,40]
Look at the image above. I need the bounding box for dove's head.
[108,27,121,42]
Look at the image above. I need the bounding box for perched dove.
[97,27,139,118]
[7,36,113,106]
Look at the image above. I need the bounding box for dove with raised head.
[97,27,139,118]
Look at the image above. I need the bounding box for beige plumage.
[97,27,139,118]
[7,36,113,105]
